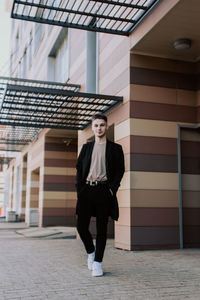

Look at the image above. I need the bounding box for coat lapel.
[85,141,95,174]
[88,140,95,161]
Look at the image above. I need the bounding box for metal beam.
[0,105,95,117]
[0,115,88,126]
[0,76,80,90]
[1,111,90,123]
[0,119,82,130]
[0,149,21,152]
[91,0,148,10]
[0,140,30,145]
[11,0,162,36]
[12,1,136,24]
[3,97,113,108]
[11,14,128,36]
[6,84,123,102]
[1,101,103,112]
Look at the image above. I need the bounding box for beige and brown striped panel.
[97,34,131,248]
[116,54,199,250]
[30,170,39,211]
[42,137,77,226]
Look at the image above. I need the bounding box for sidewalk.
[0,221,200,300]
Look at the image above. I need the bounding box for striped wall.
[30,169,39,212]
[98,33,130,245]
[181,128,200,248]
[42,136,77,226]
[117,54,199,250]
[70,26,128,241]
[76,33,130,245]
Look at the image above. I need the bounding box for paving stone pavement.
[0,222,200,300]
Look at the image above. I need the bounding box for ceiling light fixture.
[173,38,192,50]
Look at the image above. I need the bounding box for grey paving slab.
[0,222,200,300]
[16,226,76,239]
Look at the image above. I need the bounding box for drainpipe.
[96,32,99,93]
[86,31,97,93]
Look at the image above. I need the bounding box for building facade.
[3,0,200,250]
[0,162,5,216]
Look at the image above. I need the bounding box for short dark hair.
[92,113,107,123]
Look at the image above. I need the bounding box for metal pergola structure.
[0,76,123,150]
[0,76,122,130]
[0,125,38,152]
[0,156,14,165]
[11,0,162,36]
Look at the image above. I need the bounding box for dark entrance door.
[181,128,200,248]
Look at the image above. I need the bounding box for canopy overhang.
[0,156,15,165]
[0,77,122,150]
[0,125,39,152]
[0,77,122,131]
[11,0,162,36]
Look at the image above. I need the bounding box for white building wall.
[10,20,70,82]
[0,170,4,216]
[7,8,84,223]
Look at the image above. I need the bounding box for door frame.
[177,124,200,249]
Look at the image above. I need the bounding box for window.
[47,28,69,83]
[55,35,69,82]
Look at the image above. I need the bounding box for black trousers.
[76,183,111,262]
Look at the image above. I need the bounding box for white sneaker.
[92,261,103,277]
[88,252,95,270]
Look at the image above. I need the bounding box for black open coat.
[75,140,125,221]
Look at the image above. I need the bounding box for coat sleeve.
[75,144,86,192]
[109,144,125,193]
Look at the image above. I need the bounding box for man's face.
[92,119,108,138]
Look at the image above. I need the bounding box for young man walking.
[76,114,125,277]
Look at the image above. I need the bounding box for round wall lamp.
[173,38,192,50]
